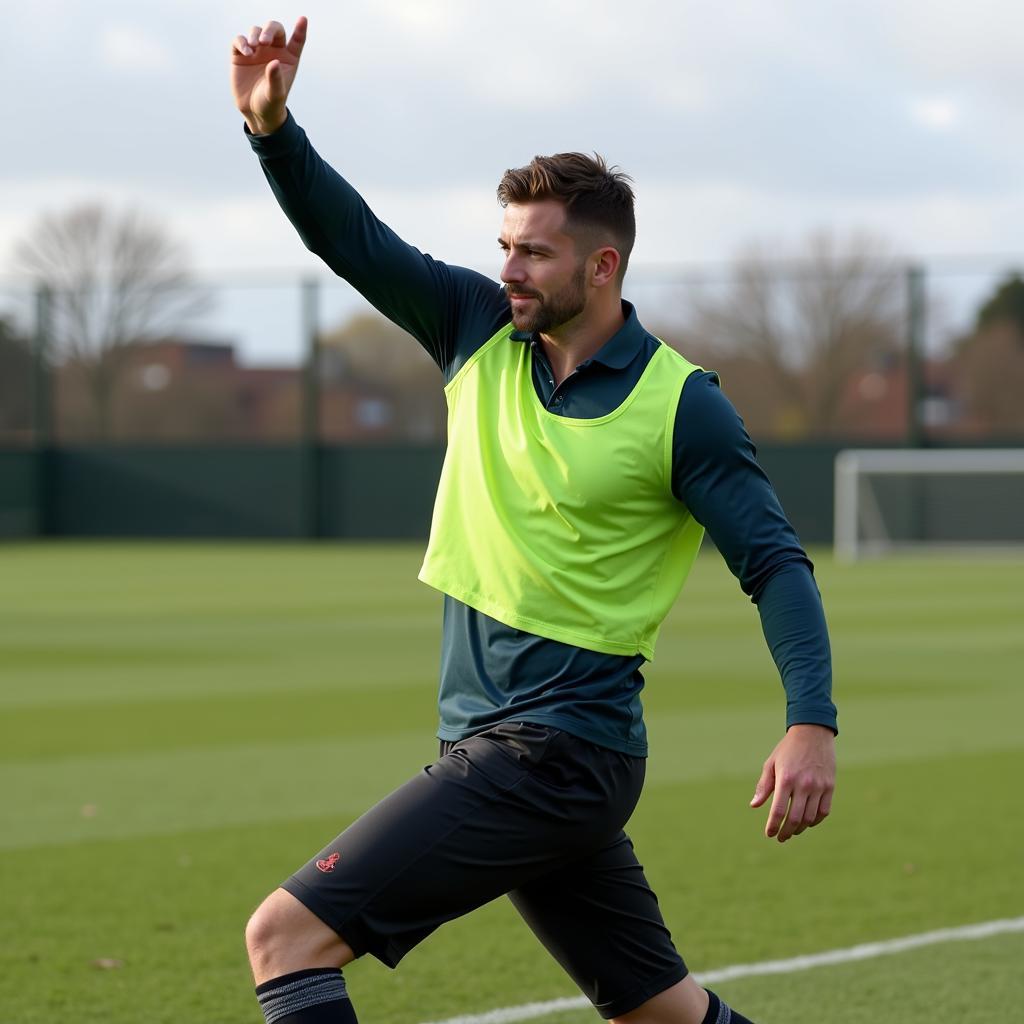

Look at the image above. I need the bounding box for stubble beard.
[506,263,588,335]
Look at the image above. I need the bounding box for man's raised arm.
[229,17,509,377]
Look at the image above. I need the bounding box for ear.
[590,246,621,288]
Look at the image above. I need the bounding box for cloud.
[3,0,1022,305]
[908,97,962,132]
[378,0,463,40]
[98,24,171,72]
[635,179,1024,264]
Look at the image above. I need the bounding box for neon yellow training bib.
[419,324,705,660]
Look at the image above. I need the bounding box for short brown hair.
[497,153,636,279]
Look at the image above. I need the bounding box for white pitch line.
[422,916,1024,1024]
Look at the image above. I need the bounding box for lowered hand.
[750,723,836,843]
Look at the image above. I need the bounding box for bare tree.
[14,204,209,439]
[680,231,904,436]
[953,273,1024,434]
[954,321,1024,434]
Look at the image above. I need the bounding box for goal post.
[834,448,1024,562]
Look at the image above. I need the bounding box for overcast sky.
[5,0,1024,357]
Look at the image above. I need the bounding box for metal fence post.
[31,285,52,446]
[31,285,53,537]
[905,263,927,448]
[301,276,321,538]
[905,264,928,544]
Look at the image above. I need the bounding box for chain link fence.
[2,258,1023,448]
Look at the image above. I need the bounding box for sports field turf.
[1,542,1022,1023]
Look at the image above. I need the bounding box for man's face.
[499,200,588,335]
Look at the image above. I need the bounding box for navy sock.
[255,968,357,1024]
[703,988,755,1024]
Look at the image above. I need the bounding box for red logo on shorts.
[316,852,341,873]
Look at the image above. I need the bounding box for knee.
[610,978,709,1024]
[244,898,283,967]
[245,888,352,980]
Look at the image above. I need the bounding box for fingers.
[229,24,275,60]
[767,777,834,842]
[818,786,833,819]
[776,789,809,842]
[803,792,823,826]
[265,60,286,101]
[764,781,790,840]
[749,758,775,809]
[789,791,826,838]
[258,20,288,47]
[794,795,818,837]
[231,18,306,62]
[287,15,308,57]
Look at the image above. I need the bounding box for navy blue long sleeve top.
[248,114,837,755]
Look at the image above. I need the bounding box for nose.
[500,252,526,285]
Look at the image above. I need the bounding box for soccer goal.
[833,448,1024,561]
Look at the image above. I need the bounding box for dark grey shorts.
[282,722,687,1019]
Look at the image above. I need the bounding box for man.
[233,17,837,1024]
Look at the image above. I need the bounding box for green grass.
[1,542,1022,1023]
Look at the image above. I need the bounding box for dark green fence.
[0,445,446,541]
[7,441,1021,545]
[0,443,852,544]
[0,450,39,537]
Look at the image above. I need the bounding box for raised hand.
[230,16,308,135]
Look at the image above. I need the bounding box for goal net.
[834,449,1024,561]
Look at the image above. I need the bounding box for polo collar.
[509,301,646,371]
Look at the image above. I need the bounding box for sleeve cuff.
[244,109,302,156]
[786,708,839,736]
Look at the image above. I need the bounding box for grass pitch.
[1,542,1022,1023]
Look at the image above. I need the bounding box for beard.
[505,263,587,335]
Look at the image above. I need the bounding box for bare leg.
[611,976,710,1024]
[245,887,355,985]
